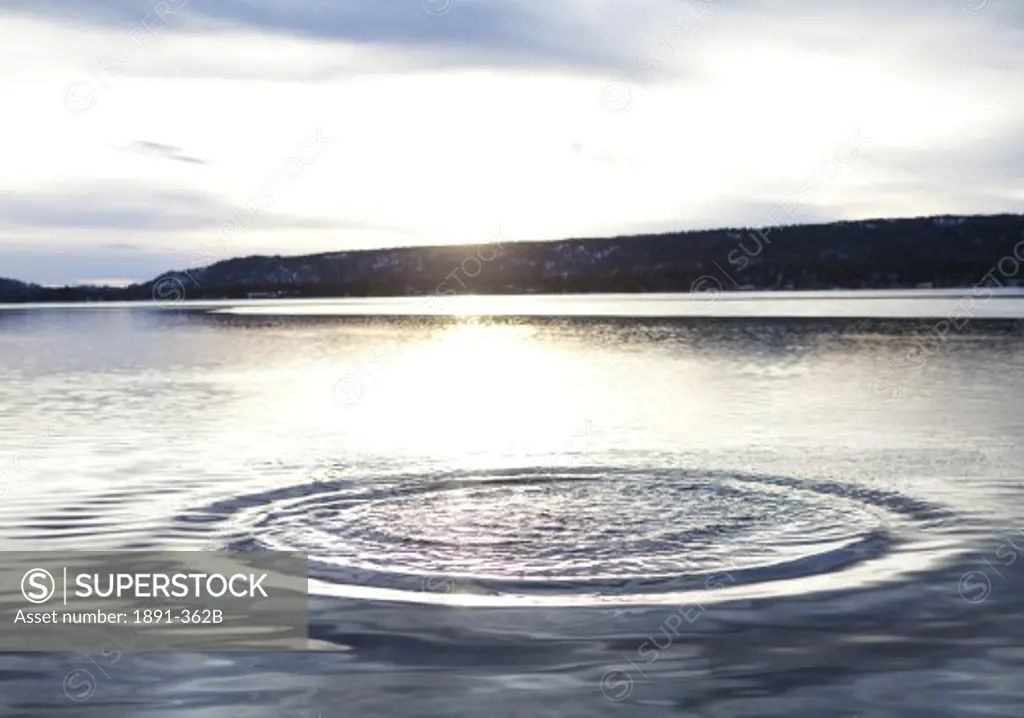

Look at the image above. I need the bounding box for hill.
[3,213,1023,303]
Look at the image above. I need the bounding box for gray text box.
[0,551,308,650]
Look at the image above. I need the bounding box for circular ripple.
[185,466,951,608]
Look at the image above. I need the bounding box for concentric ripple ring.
[180,466,959,611]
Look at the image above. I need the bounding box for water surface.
[1,291,1023,716]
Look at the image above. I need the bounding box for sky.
[0,0,1021,286]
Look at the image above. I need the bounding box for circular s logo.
[690,275,723,304]
[332,374,366,408]
[868,375,903,407]
[152,275,186,307]
[21,568,56,604]
[958,570,992,604]
[600,668,634,702]
[599,81,633,114]
[421,574,456,595]
[63,668,97,702]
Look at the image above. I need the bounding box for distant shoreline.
[4,285,1024,304]
[3,212,1023,304]
[6,288,1024,325]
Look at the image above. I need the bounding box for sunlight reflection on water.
[0,296,1023,716]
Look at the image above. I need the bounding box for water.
[1,291,1023,717]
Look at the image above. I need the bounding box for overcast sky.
[0,0,1021,285]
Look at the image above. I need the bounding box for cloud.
[125,140,207,165]
[0,185,416,234]
[0,186,237,231]
[863,138,1024,190]
[0,0,659,75]
[1,0,1023,285]
[0,242,190,286]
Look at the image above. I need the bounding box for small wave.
[175,466,957,616]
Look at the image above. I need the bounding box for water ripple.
[174,466,961,610]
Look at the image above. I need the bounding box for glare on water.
[1,294,1023,716]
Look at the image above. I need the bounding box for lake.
[1,290,1023,717]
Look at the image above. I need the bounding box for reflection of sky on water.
[0,298,1023,716]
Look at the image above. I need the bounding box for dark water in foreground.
[1,293,1023,716]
